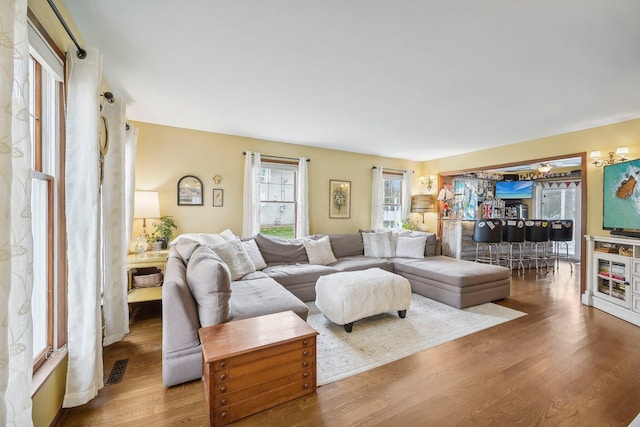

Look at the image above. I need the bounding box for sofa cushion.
[393,255,510,287]
[331,256,394,272]
[211,239,256,280]
[303,235,337,265]
[325,233,364,258]
[242,238,267,270]
[362,231,396,257]
[263,263,338,287]
[255,233,309,263]
[186,246,232,327]
[229,277,309,321]
[395,235,427,258]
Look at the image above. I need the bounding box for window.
[382,173,403,228]
[259,162,297,238]
[29,22,65,371]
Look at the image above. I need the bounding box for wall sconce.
[419,175,435,192]
[590,146,629,167]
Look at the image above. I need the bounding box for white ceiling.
[63,0,640,161]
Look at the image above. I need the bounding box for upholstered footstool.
[315,267,411,332]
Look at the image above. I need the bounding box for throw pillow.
[254,233,308,263]
[362,231,396,257]
[212,239,256,280]
[395,235,427,259]
[186,246,231,327]
[174,238,201,264]
[303,235,338,265]
[242,238,267,270]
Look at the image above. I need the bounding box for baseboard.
[50,408,68,427]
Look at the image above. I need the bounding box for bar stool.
[525,220,551,272]
[473,219,503,265]
[550,219,574,273]
[501,219,526,275]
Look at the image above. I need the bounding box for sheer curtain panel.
[242,151,261,237]
[401,170,412,224]
[371,167,384,229]
[124,125,139,254]
[102,97,130,346]
[63,45,104,408]
[0,0,34,424]
[296,157,309,237]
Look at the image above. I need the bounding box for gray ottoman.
[315,268,411,332]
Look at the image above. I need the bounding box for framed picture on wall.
[177,175,203,206]
[329,180,351,219]
[213,189,223,207]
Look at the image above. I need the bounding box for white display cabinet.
[583,235,640,326]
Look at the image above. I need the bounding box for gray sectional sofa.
[162,231,510,387]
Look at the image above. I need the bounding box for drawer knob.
[219,385,227,393]
[303,350,309,357]
[303,383,310,389]
[220,398,227,406]
[220,373,227,380]
[302,339,308,345]
[303,372,309,378]
[220,411,228,419]
[220,360,227,368]
[303,361,308,368]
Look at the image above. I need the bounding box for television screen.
[603,159,640,235]
[495,180,534,199]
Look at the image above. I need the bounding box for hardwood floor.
[63,263,640,426]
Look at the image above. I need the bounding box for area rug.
[307,293,526,386]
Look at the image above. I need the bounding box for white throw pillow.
[362,231,396,257]
[212,239,256,280]
[395,236,427,259]
[199,233,227,246]
[303,236,338,265]
[242,239,268,270]
[219,228,236,241]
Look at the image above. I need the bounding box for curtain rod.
[242,152,310,162]
[372,166,414,173]
[46,0,86,59]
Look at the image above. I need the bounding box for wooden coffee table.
[199,310,318,426]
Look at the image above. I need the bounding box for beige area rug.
[307,293,526,386]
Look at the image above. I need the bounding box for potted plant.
[150,216,178,249]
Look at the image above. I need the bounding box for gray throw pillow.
[186,246,231,327]
[211,239,256,280]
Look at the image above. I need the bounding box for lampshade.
[411,194,435,213]
[616,146,629,156]
[134,191,160,219]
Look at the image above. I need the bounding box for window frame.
[259,160,298,238]
[381,171,404,229]
[28,14,67,376]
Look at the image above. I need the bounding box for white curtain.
[101,98,129,346]
[124,125,139,250]
[401,170,412,224]
[242,151,261,237]
[0,0,34,424]
[63,45,104,408]
[371,166,384,229]
[296,157,309,237]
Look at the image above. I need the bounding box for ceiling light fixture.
[590,146,629,167]
[537,163,552,173]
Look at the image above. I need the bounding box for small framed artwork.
[329,180,351,219]
[177,175,203,206]
[213,189,223,207]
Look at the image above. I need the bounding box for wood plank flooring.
[63,263,640,426]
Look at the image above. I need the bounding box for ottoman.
[315,267,411,332]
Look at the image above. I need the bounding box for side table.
[199,310,318,426]
[126,249,169,320]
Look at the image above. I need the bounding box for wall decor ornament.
[330,180,351,219]
[213,188,223,207]
[177,175,204,206]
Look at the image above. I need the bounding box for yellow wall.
[423,119,640,234]
[133,121,426,237]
